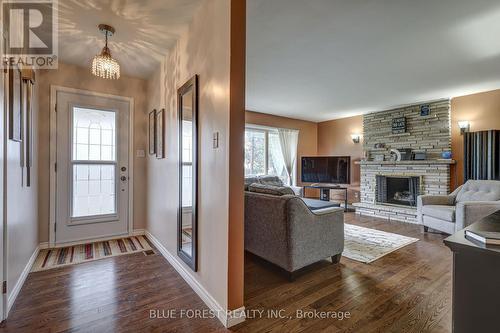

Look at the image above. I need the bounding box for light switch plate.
[213,132,219,149]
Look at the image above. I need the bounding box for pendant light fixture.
[91,24,121,80]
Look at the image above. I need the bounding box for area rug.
[31,236,153,272]
[343,224,418,263]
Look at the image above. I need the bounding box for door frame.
[49,85,134,247]
[0,32,7,322]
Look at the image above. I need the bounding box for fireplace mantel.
[355,160,456,166]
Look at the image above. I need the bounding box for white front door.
[55,90,130,245]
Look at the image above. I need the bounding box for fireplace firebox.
[376,175,421,207]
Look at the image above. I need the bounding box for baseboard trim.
[144,230,245,328]
[7,245,39,315]
[227,306,247,327]
[39,229,146,249]
[131,229,145,236]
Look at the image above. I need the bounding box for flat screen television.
[301,156,351,184]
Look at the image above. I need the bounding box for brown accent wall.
[317,115,363,202]
[450,89,500,189]
[245,111,318,185]
[228,0,246,312]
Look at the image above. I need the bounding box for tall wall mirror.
[178,75,199,271]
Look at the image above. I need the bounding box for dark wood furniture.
[303,184,349,212]
[444,210,500,333]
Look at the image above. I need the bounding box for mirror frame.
[177,75,199,271]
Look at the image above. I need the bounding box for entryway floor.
[0,247,225,332]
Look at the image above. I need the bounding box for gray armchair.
[245,190,344,280]
[418,180,500,234]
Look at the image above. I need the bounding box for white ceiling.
[247,0,500,122]
[58,0,202,79]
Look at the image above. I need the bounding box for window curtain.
[278,128,299,185]
[268,133,287,182]
[464,130,500,182]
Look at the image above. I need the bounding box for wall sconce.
[458,121,470,135]
[351,134,361,144]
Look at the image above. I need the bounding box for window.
[245,129,266,176]
[71,107,117,218]
[244,126,289,183]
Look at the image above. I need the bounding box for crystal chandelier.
[91,24,120,80]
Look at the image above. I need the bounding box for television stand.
[303,184,350,212]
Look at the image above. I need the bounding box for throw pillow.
[248,183,295,196]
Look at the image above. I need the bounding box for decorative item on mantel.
[390,149,402,162]
[362,150,368,161]
[413,151,427,160]
[420,105,430,116]
[392,116,407,134]
[442,151,452,159]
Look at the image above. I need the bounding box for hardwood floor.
[0,249,226,333]
[0,213,452,332]
[234,213,452,333]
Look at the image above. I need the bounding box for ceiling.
[57,0,202,79]
[247,0,500,122]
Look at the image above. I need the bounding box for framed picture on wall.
[22,69,35,187]
[8,66,22,142]
[149,109,157,155]
[156,108,165,159]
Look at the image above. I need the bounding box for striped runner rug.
[31,236,153,272]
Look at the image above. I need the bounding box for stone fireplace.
[376,175,421,207]
[354,160,454,223]
[353,100,455,223]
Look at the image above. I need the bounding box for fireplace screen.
[376,175,420,207]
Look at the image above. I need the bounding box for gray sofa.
[245,186,344,280]
[417,180,500,234]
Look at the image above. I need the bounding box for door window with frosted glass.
[72,107,117,218]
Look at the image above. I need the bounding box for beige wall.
[5,71,39,299]
[146,0,244,314]
[245,111,318,185]
[450,89,500,189]
[37,62,148,242]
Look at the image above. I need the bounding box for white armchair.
[418,180,500,234]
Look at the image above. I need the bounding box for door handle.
[120,176,127,182]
